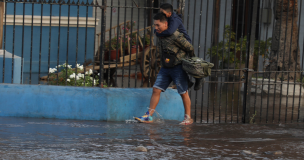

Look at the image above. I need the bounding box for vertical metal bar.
[297,0,304,123]
[121,0,127,88]
[11,1,16,83]
[134,0,140,88]
[47,2,52,84]
[99,0,107,87]
[200,0,209,123]
[65,1,70,85]
[236,0,247,123]
[243,0,259,123]
[147,0,154,87]
[92,1,97,87]
[20,1,25,84]
[115,0,120,87]
[57,1,61,85]
[271,0,278,123]
[2,1,6,83]
[213,0,221,124]
[262,0,273,123]
[84,0,89,87]
[218,0,228,123]
[207,0,217,123]
[128,0,134,88]
[231,0,240,123]
[195,0,203,123]
[75,0,80,86]
[107,0,113,88]
[29,2,34,84]
[38,3,43,84]
[287,0,296,123]
[192,0,197,122]
[276,0,284,123]
[225,0,234,123]
[141,0,147,86]
[253,0,263,123]
[243,0,255,123]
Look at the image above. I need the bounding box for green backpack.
[181,57,214,79]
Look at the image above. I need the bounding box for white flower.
[68,65,72,69]
[49,68,57,73]
[69,73,76,79]
[97,73,100,76]
[76,64,83,70]
[76,76,80,80]
[89,69,93,75]
[77,73,84,79]
[90,77,93,80]
[67,79,70,82]
[94,79,96,84]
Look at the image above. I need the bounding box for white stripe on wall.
[4,15,99,27]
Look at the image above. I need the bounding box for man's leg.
[148,87,162,116]
[180,91,191,118]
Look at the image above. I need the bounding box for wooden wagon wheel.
[140,46,161,78]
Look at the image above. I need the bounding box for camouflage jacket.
[158,30,195,66]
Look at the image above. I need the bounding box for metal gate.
[0,0,303,123]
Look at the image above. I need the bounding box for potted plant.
[140,34,151,52]
[206,25,271,71]
[105,36,121,61]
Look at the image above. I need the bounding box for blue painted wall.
[4,26,95,73]
[0,84,185,122]
[3,1,96,77]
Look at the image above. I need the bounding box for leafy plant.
[207,25,272,69]
[105,37,121,51]
[48,62,102,87]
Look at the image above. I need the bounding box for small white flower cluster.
[57,63,72,69]
[49,68,57,73]
[69,72,88,81]
[85,69,93,75]
[77,64,84,70]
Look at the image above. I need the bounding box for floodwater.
[0,117,304,159]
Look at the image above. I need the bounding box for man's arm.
[155,18,181,37]
[173,32,195,57]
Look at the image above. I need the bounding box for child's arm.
[155,18,181,37]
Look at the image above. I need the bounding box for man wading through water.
[135,13,195,125]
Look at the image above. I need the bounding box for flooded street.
[0,117,304,159]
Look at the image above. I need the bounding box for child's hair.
[160,3,173,13]
[153,13,168,22]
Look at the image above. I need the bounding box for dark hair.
[153,13,168,22]
[160,3,173,13]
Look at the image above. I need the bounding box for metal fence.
[0,0,303,124]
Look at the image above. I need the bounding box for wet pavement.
[1,117,304,159]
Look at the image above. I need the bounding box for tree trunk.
[267,0,300,80]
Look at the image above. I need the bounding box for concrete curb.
[0,84,184,121]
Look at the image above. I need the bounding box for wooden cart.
[94,21,161,79]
